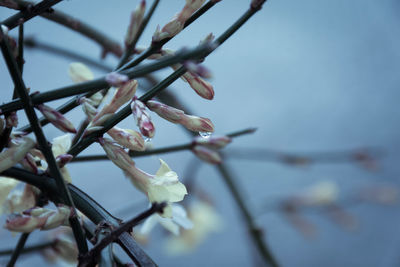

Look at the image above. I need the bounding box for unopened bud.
[192,146,222,164]
[146,100,184,123]
[105,72,129,87]
[99,137,135,171]
[131,99,155,138]
[193,135,231,149]
[37,104,76,133]
[0,137,35,172]
[183,61,212,79]
[182,115,214,133]
[125,0,146,47]
[107,127,145,151]
[56,154,73,168]
[20,153,38,174]
[182,73,214,100]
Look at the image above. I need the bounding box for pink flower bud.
[193,135,231,149]
[192,146,222,164]
[6,112,18,128]
[131,99,155,138]
[105,72,129,87]
[20,153,38,174]
[99,137,135,171]
[107,127,145,151]
[182,72,214,100]
[0,137,35,172]
[125,0,146,47]
[152,0,205,42]
[5,205,72,233]
[56,154,73,168]
[181,115,214,133]
[37,104,76,133]
[183,61,212,79]
[146,100,184,123]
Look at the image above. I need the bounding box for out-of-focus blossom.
[193,135,231,149]
[131,98,155,138]
[353,150,379,171]
[105,72,129,87]
[1,24,9,36]
[99,138,187,218]
[0,177,19,215]
[37,104,77,133]
[5,204,73,233]
[192,146,222,164]
[152,0,206,42]
[107,127,145,151]
[164,200,223,254]
[68,62,103,106]
[125,0,146,47]
[68,62,94,83]
[298,180,339,206]
[4,184,38,214]
[140,204,193,236]
[0,137,35,172]
[359,184,399,205]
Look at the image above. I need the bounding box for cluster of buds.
[99,138,187,218]
[131,98,155,138]
[125,0,146,48]
[85,79,137,135]
[152,0,206,42]
[37,104,77,133]
[5,204,73,233]
[0,136,35,172]
[136,44,214,100]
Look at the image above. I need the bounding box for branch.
[0,26,88,254]
[1,43,213,115]
[1,167,157,266]
[71,127,256,163]
[0,240,55,257]
[79,203,166,267]
[6,233,30,267]
[1,0,62,30]
[1,0,122,57]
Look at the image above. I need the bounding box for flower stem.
[0,26,88,254]
[0,240,55,257]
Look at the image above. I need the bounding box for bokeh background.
[1,0,400,266]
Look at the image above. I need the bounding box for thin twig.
[1,0,62,30]
[1,0,123,57]
[80,203,165,267]
[6,233,30,267]
[0,26,88,254]
[0,240,55,257]
[71,127,255,163]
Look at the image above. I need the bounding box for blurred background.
[1,0,400,266]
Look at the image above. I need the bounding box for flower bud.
[125,0,146,47]
[193,135,231,149]
[107,127,145,151]
[92,80,137,125]
[68,62,94,83]
[146,100,184,123]
[37,104,76,133]
[192,146,222,164]
[56,154,73,168]
[6,112,18,128]
[131,99,155,138]
[182,115,214,133]
[5,205,72,233]
[105,72,129,87]
[0,137,35,172]
[183,61,212,79]
[99,137,135,171]
[20,153,38,174]
[182,72,214,100]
